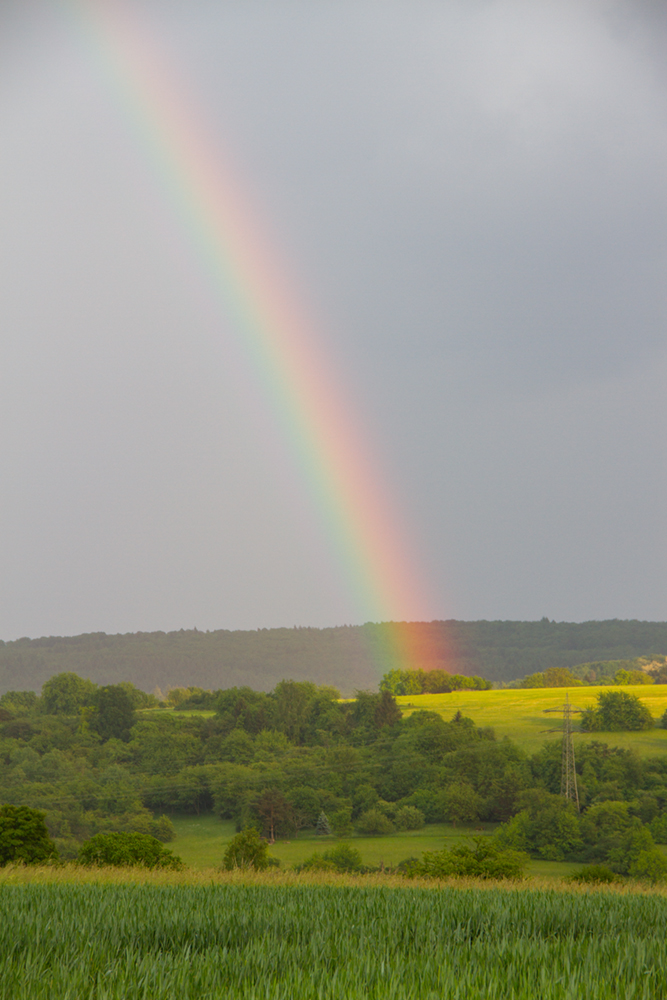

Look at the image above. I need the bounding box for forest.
[2,671,667,879]
[2,618,667,695]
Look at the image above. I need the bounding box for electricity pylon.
[544,692,580,812]
[560,693,579,811]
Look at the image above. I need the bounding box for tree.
[253,788,294,842]
[92,685,136,742]
[42,672,96,715]
[222,828,276,870]
[78,831,182,869]
[495,790,583,861]
[580,691,654,732]
[272,680,316,743]
[316,811,332,835]
[374,689,402,728]
[442,783,482,826]
[0,805,58,865]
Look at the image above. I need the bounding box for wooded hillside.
[2,619,667,695]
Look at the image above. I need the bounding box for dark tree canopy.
[0,805,58,866]
[92,685,136,742]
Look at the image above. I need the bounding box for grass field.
[168,814,579,880]
[397,685,667,755]
[2,881,666,998]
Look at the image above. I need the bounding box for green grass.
[169,814,580,879]
[397,685,667,755]
[2,882,667,998]
[170,815,491,869]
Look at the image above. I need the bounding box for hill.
[397,686,667,756]
[1,618,667,696]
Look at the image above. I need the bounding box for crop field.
[2,881,667,998]
[397,685,667,755]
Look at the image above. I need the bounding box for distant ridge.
[2,619,667,696]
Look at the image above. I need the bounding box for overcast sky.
[1,0,666,639]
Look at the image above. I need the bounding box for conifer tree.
[316,811,332,835]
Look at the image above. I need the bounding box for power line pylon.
[543,692,581,812]
[560,692,579,812]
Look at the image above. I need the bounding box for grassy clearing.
[398,685,667,754]
[1,881,667,998]
[168,814,580,879]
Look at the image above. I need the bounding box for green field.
[168,814,579,880]
[397,685,667,755]
[2,882,666,998]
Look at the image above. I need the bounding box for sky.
[0,0,666,640]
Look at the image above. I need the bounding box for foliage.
[570,864,620,884]
[406,837,528,879]
[615,669,653,685]
[0,805,58,866]
[355,808,394,835]
[91,685,136,742]
[222,828,277,871]
[42,673,96,715]
[298,842,364,873]
[315,811,332,835]
[381,669,491,696]
[77,831,182,869]
[520,668,583,688]
[580,691,654,732]
[3,621,667,697]
[495,791,583,860]
[394,805,425,830]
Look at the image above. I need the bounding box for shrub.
[409,838,528,880]
[0,805,58,866]
[570,865,620,884]
[299,843,364,873]
[78,831,182,869]
[222,827,278,870]
[394,806,425,831]
[355,809,394,835]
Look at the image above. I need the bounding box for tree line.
[2,619,667,696]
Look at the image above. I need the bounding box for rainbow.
[64,0,446,675]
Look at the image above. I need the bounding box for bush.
[0,805,58,866]
[355,809,394,835]
[222,827,278,870]
[570,864,620,884]
[78,831,182,869]
[580,691,654,732]
[298,843,364,873]
[408,838,528,880]
[394,806,425,831]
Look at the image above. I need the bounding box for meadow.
[1,880,666,998]
[168,814,579,880]
[397,685,667,755]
